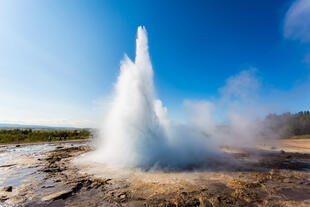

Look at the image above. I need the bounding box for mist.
[90,26,310,169]
[187,66,310,148]
[90,27,219,169]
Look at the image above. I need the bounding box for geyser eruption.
[95,26,218,168]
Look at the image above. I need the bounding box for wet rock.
[146,198,176,207]
[42,189,73,201]
[117,192,129,202]
[15,144,21,147]
[42,185,55,189]
[269,169,278,175]
[199,197,213,207]
[0,164,15,168]
[46,157,61,163]
[119,193,126,199]
[71,182,83,193]
[0,195,8,202]
[175,191,201,207]
[3,186,13,192]
[43,166,62,173]
[208,196,222,207]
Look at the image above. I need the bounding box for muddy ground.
[1,140,310,207]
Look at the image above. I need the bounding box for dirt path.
[281,139,310,153]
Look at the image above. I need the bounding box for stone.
[42,189,72,201]
[0,195,8,202]
[199,197,213,207]
[120,194,126,199]
[42,185,55,189]
[3,186,12,192]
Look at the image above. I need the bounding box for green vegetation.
[288,134,310,139]
[264,111,310,139]
[1,110,309,143]
[0,129,92,144]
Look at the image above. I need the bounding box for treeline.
[0,129,92,144]
[264,111,310,138]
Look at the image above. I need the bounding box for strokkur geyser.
[93,26,218,168]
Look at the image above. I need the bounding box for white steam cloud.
[92,27,219,168]
[186,69,266,148]
[89,26,309,169]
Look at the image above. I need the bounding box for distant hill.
[0,123,80,129]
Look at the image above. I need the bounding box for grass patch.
[0,128,92,144]
[287,134,310,139]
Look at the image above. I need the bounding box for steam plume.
[93,26,218,168]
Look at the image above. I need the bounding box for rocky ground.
[1,140,310,207]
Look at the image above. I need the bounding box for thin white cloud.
[219,68,260,101]
[284,0,310,42]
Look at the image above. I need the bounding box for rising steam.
[88,26,309,169]
[93,26,219,168]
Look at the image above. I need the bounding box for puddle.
[15,166,42,175]
[1,172,45,188]
[35,178,62,194]
[0,141,89,188]
[0,142,89,165]
[0,166,43,188]
[280,159,310,171]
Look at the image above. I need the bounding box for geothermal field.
[1,27,310,207]
[1,136,310,206]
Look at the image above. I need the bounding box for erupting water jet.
[93,26,218,168]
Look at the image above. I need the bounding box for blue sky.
[0,0,309,127]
